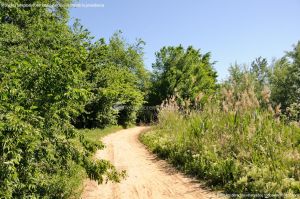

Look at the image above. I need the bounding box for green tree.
[225,57,270,106]
[0,1,123,198]
[74,32,148,128]
[149,45,217,106]
[250,57,269,85]
[270,41,300,120]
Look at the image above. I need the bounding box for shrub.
[0,1,125,197]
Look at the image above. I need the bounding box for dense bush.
[74,33,148,128]
[0,1,125,198]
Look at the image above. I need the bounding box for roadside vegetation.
[141,44,300,198]
[0,0,145,198]
[141,94,300,197]
[69,126,123,198]
[0,0,299,198]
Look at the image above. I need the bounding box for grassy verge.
[68,126,123,198]
[140,109,300,198]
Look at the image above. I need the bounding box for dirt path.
[82,126,224,199]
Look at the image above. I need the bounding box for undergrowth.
[68,126,123,198]
[141,85,300,198]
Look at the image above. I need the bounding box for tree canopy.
[0,1,126,197]
[149,45,218,106]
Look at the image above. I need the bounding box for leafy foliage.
[0,1,125,198]
[270,42,300,121]
[142,43,300,197]
[74,32,148,128]
[149,45,218,106]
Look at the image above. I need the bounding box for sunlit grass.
[141,101,300,197]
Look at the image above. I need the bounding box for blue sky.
[70,0,300,81]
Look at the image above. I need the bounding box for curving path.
[82,126,224,199]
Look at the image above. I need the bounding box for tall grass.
[141,86,300,198]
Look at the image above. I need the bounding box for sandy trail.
[82,126,223,199]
